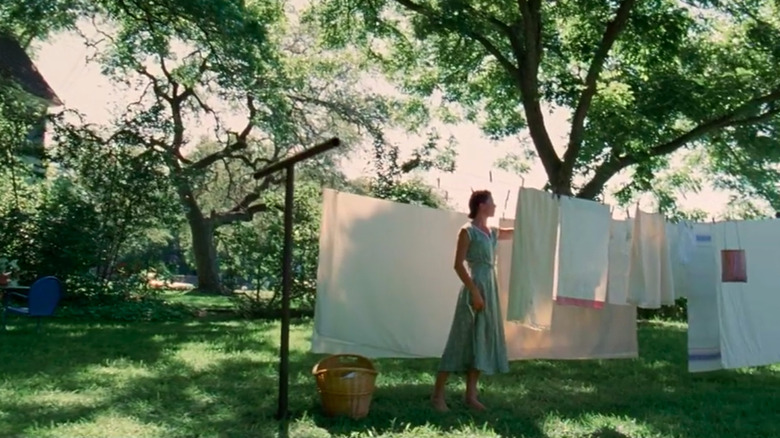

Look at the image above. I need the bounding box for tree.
[0,0,84,47]
[307,0,780,207]
[371,128,456,199]
[51,117,178,281]
[70,0,425,292]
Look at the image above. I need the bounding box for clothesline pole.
[278,163,294,420]
[253,137,342,421]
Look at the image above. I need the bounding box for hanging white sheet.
[714,220,780,369]
[505,188,560,329]
[312,188,464,358]
[686,223,723,373]
[554,197,611,308]
[498,219,638,360]
[607,219,633,305]
[666,221,694,299]
[627,208,675,308]
[311,189,638,360]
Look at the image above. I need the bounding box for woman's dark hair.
[468,190,492,219]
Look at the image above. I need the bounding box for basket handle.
[312,354,375,374]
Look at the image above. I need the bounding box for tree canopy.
[307,0,780,208]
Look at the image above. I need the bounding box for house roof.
[0,33,62,106]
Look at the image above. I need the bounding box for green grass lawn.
[0,316,778,438]
[161,290,236,311]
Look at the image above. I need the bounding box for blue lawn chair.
[2,276,62,331]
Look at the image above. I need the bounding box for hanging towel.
[666,221,694,299]
[554,197,611,308]
[715,220,780,370]
[506,188,560,329]
[627,208,675,308]
[660,223,676,306]
[686,224,723,373]
[498,217,638,360]
[311,189,639,360]
[606,219,633,305]
[677,221,696,265]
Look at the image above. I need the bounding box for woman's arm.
[454,228,479,294]
[498,227,514,240]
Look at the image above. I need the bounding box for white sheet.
[498,219,638,360]
[311,189,639,360]
[627,208,675,308]
[714,220,780,369]
[686,224,723,373]
[506,188,560,329]
[312,189,465,358]
[607,219,633,305]
[666,222,688,299]
[554,197,611,308]
[677,222,696,265]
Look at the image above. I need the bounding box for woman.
[431,190,514,412]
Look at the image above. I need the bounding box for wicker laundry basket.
[312,354,378,419]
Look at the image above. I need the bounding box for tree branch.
[189,96,256,170]
[392,0,517,76]
[564,0,636,174]
[211,202,270,226]
[514,0,564,191]
[211,173,283,226]
[576,88,780,199]
[136,65,171,103]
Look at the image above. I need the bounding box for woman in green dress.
[431,190,514,412]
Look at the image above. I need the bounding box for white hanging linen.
[666,222,688,299]
[627,208,675,308]
[714,220,780,369]
[311,189,638,360]
[686,223,723,373]
[312,189,465,358]
[554,197,611,309]
[505,188,560,329]
[606,219,633,305]
[498,219,638,360]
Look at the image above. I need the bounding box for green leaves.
[0,0,85,46]
[309,0,780,207]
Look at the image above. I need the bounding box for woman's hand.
[470,290,485,312]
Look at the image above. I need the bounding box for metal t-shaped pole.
[252,137,341,420]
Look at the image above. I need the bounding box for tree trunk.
[188,214,223,294]
[176,183,223,294]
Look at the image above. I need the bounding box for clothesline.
[311,188,780,373]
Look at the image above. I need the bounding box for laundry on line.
[312,189,780,373]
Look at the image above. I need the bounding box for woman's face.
[480,196,496,217]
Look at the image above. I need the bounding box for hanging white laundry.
[677,221,696,265]
[506,188,560,329]
[312,189,466,358]
[312,189,639,360]
[660,224,676,305]
[666,221,695,299]
[686,224,723,373]
[714,220,780,369]
[498,218,638,359]
[554,197,611,308]
[627,208,675,308]
[606,219,633,305]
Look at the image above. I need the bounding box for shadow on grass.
[0,317,271,376]
[0,317,322,437]
[307,321,780,438]
[1,318,779,438]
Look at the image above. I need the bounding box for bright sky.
[32,20,752,220]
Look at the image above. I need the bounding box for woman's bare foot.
[465,397,486,411]
[430,396,450,412]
